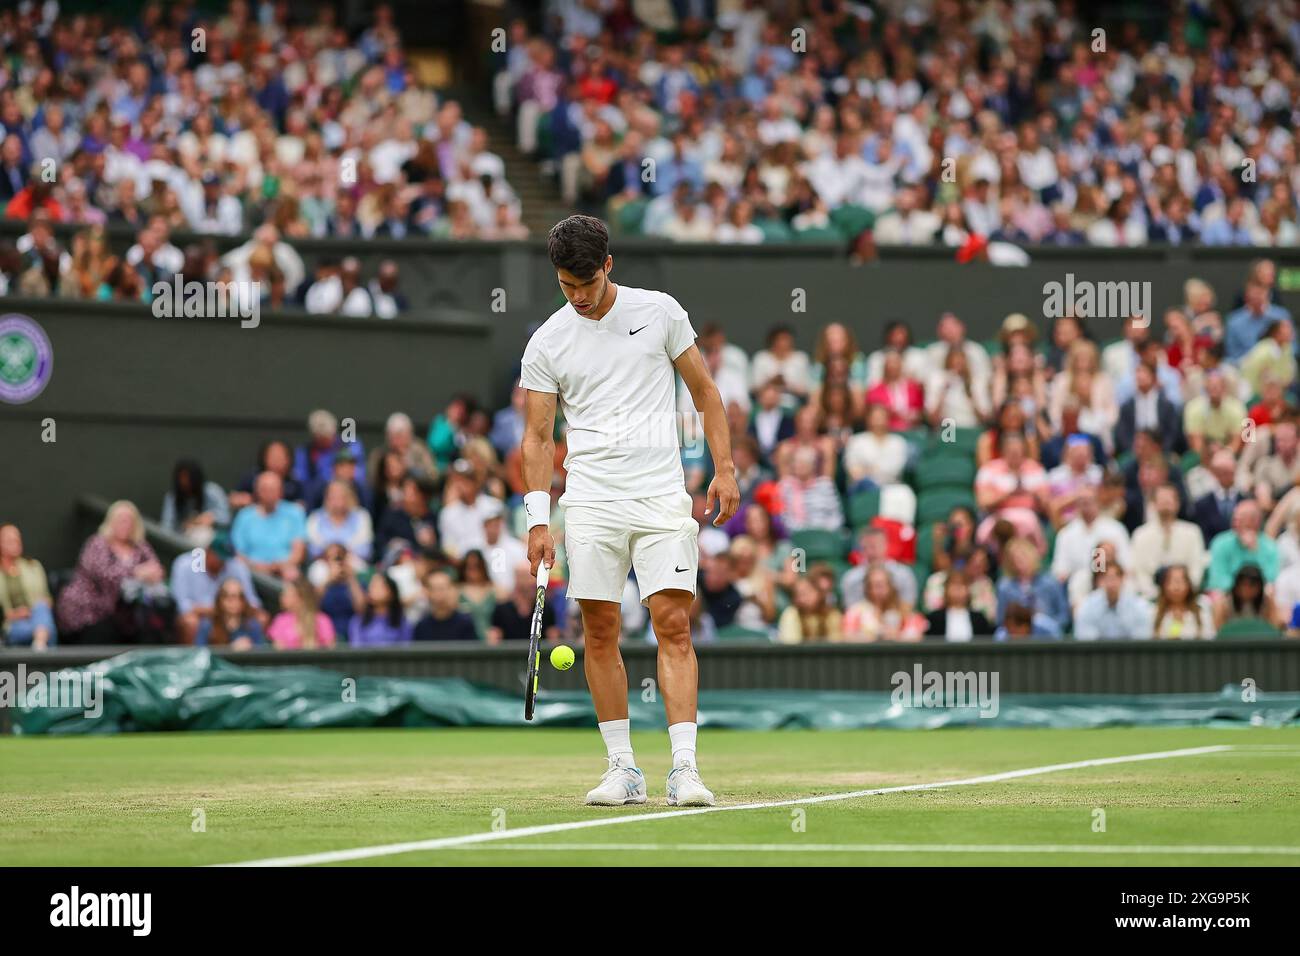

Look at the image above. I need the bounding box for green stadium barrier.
[13,649,1299,734]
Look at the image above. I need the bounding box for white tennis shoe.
[584,757,647,806]
[666,759,715,807]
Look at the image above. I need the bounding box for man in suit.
[1190,449,1247,546]
[1115,360,1184,456]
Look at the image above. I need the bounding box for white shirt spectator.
[1051,514,1132,582]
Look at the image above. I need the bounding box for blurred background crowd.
[5,255,1299,649]
[4,0,1300,649]
[497,0,1300,252]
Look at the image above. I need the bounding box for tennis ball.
[550,645,575,671]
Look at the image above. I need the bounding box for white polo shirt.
[520,285,697,504]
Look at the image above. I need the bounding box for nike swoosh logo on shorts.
[675,565,690,573]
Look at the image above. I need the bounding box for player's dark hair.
[547,215,609,278]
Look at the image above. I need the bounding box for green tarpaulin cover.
[11,649,1300,734]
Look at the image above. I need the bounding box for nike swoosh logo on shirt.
[630,325,649,335]
[675,565,690,573]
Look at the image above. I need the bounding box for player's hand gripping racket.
[523,562,548,721]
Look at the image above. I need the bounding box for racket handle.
[536,562,548,589]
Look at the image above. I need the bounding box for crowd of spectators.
[6,256,1299,649]
[501,0,1300,252]
[0,1,529,308]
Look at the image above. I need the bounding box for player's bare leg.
[578,598,645,805]
[647,588,714,806]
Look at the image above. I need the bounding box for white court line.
[219,744,1231,867]
[454,843,1300,857]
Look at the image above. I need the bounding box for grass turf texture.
[1,726,1297,866]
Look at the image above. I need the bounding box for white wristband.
[523,491,551,530]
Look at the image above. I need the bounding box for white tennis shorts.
[563,490,699,605]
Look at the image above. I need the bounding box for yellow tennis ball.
[550,645,575,671]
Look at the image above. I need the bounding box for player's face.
[556,258,611,316]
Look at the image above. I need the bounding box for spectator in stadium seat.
[306,480,374,565]
[873,184,941,246]
[376,472,439,558]
[974,431,1048,551]
[926,345,991,430]
[293,408,367,492]
[925,313,992,391]
[1182,370,1248,458]
[864,350,924,431]
[427,394,476,472]
[348,571,412,645]
[1073,562,1154,640]
[160,459,230,549]
[865,321,930,387]
[924,569,994,642]
[695,552,744,632]
[1130,484,1208,599]
[438,461,499,559]
[1191,450,1248,547]
[1048,340,1117,444]
[748,380,795,465]
[750,325,811,398]
[305,448,370,514]
[1045,435,1104,529]
[1225,278,1295,364]
[307,543,366,640]
[56,500,167,644]
[1213,563,1276,632]
[416,568,480,642]
[220,223,305,294]
[809,323,868,403]
[844,403,909,493]
[1205,501,1280,595]
[1044,315,1090,377]
[774,404,837,480]
[993,601,1062,641]
[0,524,56,649]
[454,550,497,640]
[1050,486,1131,583]
[778,577,843,645]
[1238,419,1300,515]
[777,446,843,533]
[170,543,261,645]
[1151,565,1216,640]
[267,579,336,650]
[230,472,307,581]
[489,383,528,461]
[478,498,526,596]
[231,440,305,510]
[977,400,1043,468]
[195,578,266,650]
[842,564,926,642]
[368,412,438,491]
[0,135,26,203]
[840,526,917,611]
[995,537,1070,633]
[1240,321,1297,398]
[1115,360,1183,457]
[1245,376,1293,431]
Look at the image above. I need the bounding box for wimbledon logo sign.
[0,313,53,404]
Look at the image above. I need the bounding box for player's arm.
[521,388,558,574]
[674,343,740,527]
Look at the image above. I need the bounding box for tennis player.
[520,215,740,806]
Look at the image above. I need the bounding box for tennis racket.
[523,562,548,721]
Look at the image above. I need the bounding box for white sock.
[598,718,634,766]
[668,721,697,767]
